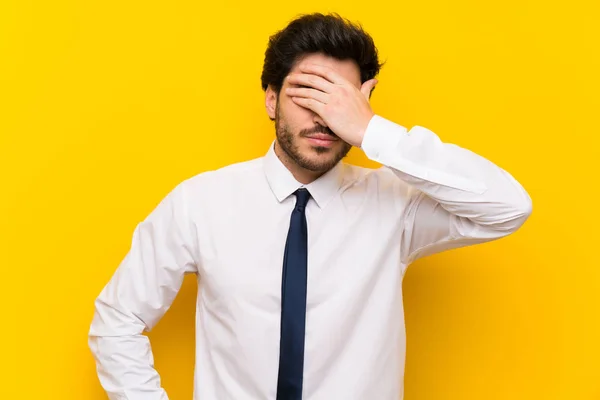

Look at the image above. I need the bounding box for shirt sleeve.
[361,114,533,265]
[88,180,199,400]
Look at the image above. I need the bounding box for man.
[89,12,532,400]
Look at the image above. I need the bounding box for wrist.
[356,113,375,147]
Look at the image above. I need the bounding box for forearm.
[361,115,532,232]
[88,332,168,400]
[361,115,532,264]
[88,282,171,400]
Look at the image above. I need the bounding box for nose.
[313,113,327,128]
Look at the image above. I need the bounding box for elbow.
[516,186,533,223]
[88,296,108,342]
[88,293,148,339]
[513,196,533,231]
[497,192,533,234]
[476,188,533,236]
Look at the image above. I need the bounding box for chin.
[300,151,339,171]
[303,144,336,158]
[304,140,339,152]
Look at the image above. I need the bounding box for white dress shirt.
[88,114,532,400]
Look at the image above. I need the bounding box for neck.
[274,140,324,185]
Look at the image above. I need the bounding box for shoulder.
[176,155,265,199]
[136,155,265,222]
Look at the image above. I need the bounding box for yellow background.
[1,0,598,399]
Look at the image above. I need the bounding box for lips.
[304,133,337,141]
[305,134,338,147]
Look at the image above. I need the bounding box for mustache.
[301,125,336,137]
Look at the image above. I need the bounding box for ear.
[265,85,278,121]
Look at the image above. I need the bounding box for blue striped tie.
[276,188,311,400]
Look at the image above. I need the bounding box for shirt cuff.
[360,114,407,162]
[360,114,487,194]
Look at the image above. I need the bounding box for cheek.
[280,98,310,125]
[283,97,313,121]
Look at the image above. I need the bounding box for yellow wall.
[1,0,598,399]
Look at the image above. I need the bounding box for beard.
[275,103,352,173]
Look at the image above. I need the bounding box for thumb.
[361,79,378,100]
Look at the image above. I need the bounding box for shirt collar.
[263,140,345,209]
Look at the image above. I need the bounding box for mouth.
[304,134,338,148]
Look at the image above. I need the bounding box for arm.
[361,115,532,265]
[280,62,531,265]
[88,181,199,399]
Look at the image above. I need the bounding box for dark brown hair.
[261,12,385,95]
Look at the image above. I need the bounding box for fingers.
[285,87,329,104]
[290,96,325,114]
[297,63,345,85]
[287,73,333,94]
[360,79,378,100]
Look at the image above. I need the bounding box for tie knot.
[294,188,311,210]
